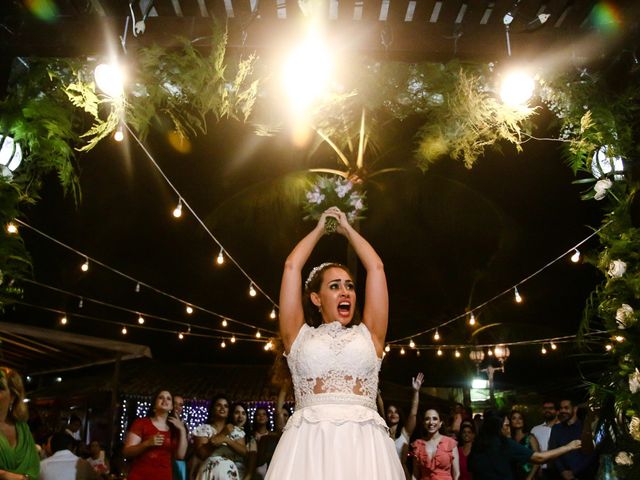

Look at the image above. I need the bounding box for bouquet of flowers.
[303,175,367,233]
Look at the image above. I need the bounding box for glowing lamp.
[94,63,125,98]
[472,378,489,389]
[0,136,23,176]
[500,71,535,106]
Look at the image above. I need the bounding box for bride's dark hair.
[303,263,361,328]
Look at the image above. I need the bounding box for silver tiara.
[304,263,335,288]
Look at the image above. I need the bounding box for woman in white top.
[265,207,404,480]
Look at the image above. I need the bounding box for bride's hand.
[329,207,350,235]
[317,208,340,232]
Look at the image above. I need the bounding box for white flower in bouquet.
[615,451,634,466]
[594,178,613,200]
[616,304,635,329]
[630,416,640,441]
[303,175,367,233]
[630,368,640,395]
[608,259,627,278]
[335,181,353,198]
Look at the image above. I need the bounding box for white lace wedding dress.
[265,321,405,479]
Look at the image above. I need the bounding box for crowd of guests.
[379,377,597,480]
[0,363,600,480]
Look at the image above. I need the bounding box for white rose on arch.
[608,259,627,278]
[594,178,613,200]
[616,304,635,329]
[630,369,640,395]
[615,451,634,466]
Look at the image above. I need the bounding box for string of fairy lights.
[11,219,278,350]
[384,221,614,357]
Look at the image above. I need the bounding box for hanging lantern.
[0,135,23,178]
[494,344,511,364]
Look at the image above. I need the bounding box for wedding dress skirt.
[264,403,404,480]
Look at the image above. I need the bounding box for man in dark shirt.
[547,399,596,479]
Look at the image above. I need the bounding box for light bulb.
[81,258,89,272]
[78,298,84,309]
[216,249,225,265]
[137,315,145,325]
[186,305,193,314]
[400,347,405,355]
[256,330,262,339]
[121,326,128,335]
[409,339,415,348]
[221,319,228,327]
[605,344,613,351]
[514,287,522,303]
[94,62,125,98]
[487,348,493,356]
[541,345,547,354]
[469,312,476,326]
[500,71,535,106]
[230,335,236,343]
[433,329,440,341]
[60,316,68,325]
[221,340,227,348]
[455,350,461,358]
[178,332,184,340]
[270,308,277,319]
[437,348,443,356]
[416,350,421,357]
[570,249,580,263]
[550,342,557,350]
[615,335,624,342]
[384,345,390,352]
[172,199,183,218]
[263,343,269,351]
[135,282,141,293]
[114,126,124,142]
[249,284,257,297]
[6,222,18,234]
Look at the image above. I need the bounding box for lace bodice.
[287,321,381,409]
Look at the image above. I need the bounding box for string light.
[384,345,391,352]
[178,332,184,340]
[78,298,84,308]
[221,319,228,327]
[468,312,476,326]
[570,249,580,263]
[185,305,193,314]
[455,350,461,358]
[81,257,90,272]
[433,329,440,341]
[249,283,257,297]
[60,315,68,325]
[137,315,145,325]
[121,325,128,335]
[400,347,405,355]
[216,249,225,265]
[437,348,443,356]
[550,342,557,350]
[514,287,522,303]
[541,345,547,354]
[416,350,421,357]
[255,330,262,339]
[172,199,183,218]
[269,308,277,319]
[6,222,18,234]
[487,348,493,356]
[114,125,124,142]
[135,282,141,293]
[221,340,227,348]
[605,344,613,351]
[615,335,625,343]
[230,335,236,343]
[409,339,415,348]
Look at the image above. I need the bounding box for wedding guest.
[457,422,475,480]
[411,408,460,480]
[0,366,40,480]
[469,410,581,480]
[40,432,98,480]
[123,389,188,480]
[510,410,540,480]
[530,400,558,479]
[86,441,109,477]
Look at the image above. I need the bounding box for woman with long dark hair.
[411,408,460,480]
[510,410,540,480]
[123,389,188,480]
[265,207,404,479]
[468,411,581,480]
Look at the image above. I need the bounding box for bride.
[265,207,404,479]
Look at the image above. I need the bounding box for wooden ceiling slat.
[253,0,278,20]
[337,0,357,21]
[151,0,179,16]
[178,0,204,16]
[360,0,383,21]
[204,0,229,20]
[384,0,412,23]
